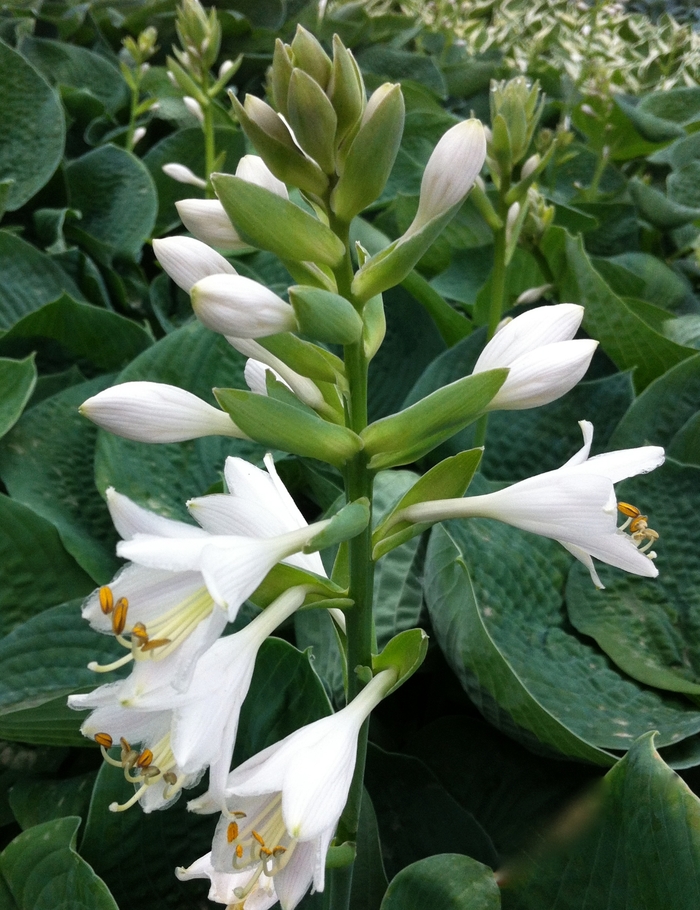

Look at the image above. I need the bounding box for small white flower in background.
[398,420,664,588]
[176,155,288,250]
[80,381,246,443]
[473,303,598,410]
[405,119,486,238]
[191,274,298,338]
[153,235,236,292]
[183,95,205,123]
[189,669,397,910]
[176,852,277,910]
[162,162,207,188]
[117,454,328,615]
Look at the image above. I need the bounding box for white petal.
[562,419,594,467]
[176,853,278,909]
[188,495,288,538]
[81,381,242,443]
[191,274,298,338]
[275,838,318,910]
[117,533,214,571]
[106,489,208,541]
[583,531,659,578]
[245,358,275,394]
[487,339,598,410]
[235,154,289,198]
[153,236,236,293]
[474,304,585,373]
[176,198,243,250]
[568,445,666,483]
[560,541,605,588]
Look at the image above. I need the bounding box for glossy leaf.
[381,854,500,910]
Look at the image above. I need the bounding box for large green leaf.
[542,227,694,391]
[0,293,152,373]
[0,355,36,440]
[424,481,700,762]
[0,375,121,583]
[0,497,93,635]
[502,733,700,910]
[65,146,157,260]
[94,320,265,521]
[0,40,64,212]
[381,854,500,910]
[0,234,84,332]
[350,789,388,910]
[566,460,700,695]
[0,816,118,910]
[364,744,498,880]
[143,126,245,234]
[81,638,330,910]
[9,771,97,830]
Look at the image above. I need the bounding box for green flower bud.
[287,69,338,174]
[288,286,364,345]
[489,77,544,167]
[290,25,332,90]
[270,39,294,119]
[328,35,366,148]
[331,83,405,223]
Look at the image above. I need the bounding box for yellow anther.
[630,514,648,533]
[140,637,172,652]
[94,732,113,748]
[232,811,247,819]
[227,822,239,843]
[136,748,153,769]
[273,846,287,856]
[252,831,266,847]
[618,501,640,519]
[120,736,132,754]
[99,586,114,615]
[112,597,129,635]
[131,622,148,642]
[260,847,273,857]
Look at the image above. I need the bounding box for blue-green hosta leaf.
[0,40,64,212]
[0,816,118,910]
[502,733,700,910]
[424,477,700,762]
[0,376,121,583]
[381,854,500,910]
[567,460,700,695]
[0,355,36,440]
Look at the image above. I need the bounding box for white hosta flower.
[176,155,288,250]
[232,337,325,411]
[177,852,277,909]
[399,421,665,588]
[244,358,289,396]
[118,454,327,616]
[473,304,598,410]
[153,236,236,292]
[191,670,397,910]
[191,274,298,339]
[162,163,207,188]
[80,381,245,444]
[405,119,486,238]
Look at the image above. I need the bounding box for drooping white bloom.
[405,119,486,238]
[472,304,598,410]
[176,155,288,250]
[117,454,328,616]
[191,670,397,910]
[191,274,298,339]
[176,852,277,909]
[162,163,207,188]
[80,381,245,443]
[398,421,665,588]
[153,236,236,292]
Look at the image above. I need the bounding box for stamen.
[94,732,113,748]
[234,866,264,901]
[163,771,178,785]
[88,653,134,673]
[618,502,640,519]
[112,597,129,635]
[618,500,659,560]
[131,622,149,643]
[252,831,266,847]
[140,638,172,652]
[236,845,243,859]
[227,822,239,842]
[99,586,114,614]
[110,784,148,812]
[273,847,286,856]
[136,748,153,769]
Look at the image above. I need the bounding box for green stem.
[327,215,376,910]
[125,77,141,152]
[202,71,216,198]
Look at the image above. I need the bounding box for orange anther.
[618,502,640,518]
[260,847,272,857]
[630,515,648,534]
[235,845,243,858]
[273,846,287,856]
[95,732,113,748]
[136,749,153,768]
[112,597,129,635]
[140,638,172,652]
[99,586,114,614]
[227,822,239,843]
[120,737,132,753]
[131,622,148,642]
[252,831,265,847]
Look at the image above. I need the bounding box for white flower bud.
[191,274,298,338]
[176,199,243,250]
[162,163,207,188]
[234,155,288,199]
[153,236,236,292]
[230,337,324,409]
[184,96,205,123]
[243,358,288,395]
[219,59,235,78]
[521,153,541,180]
[80,382,245,442]
[132,126,147,146]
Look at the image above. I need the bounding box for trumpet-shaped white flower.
[473,304,598,410]
[405,119,486,238]
[117,454,327,616]
[191,274,298,339]
[80,381,246,444]
[177,852,277,909]
[399,421,665,588]
[176,155,288,250]
[153,236,236,293]
[191,670,397,910]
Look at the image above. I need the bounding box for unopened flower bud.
[521,154,541,180]
[191,275,298,338]
[184,96,204,123]
[176,199,242,250]
[162,163,207,188]
[132,126,147,146]
[153,236,236,292]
